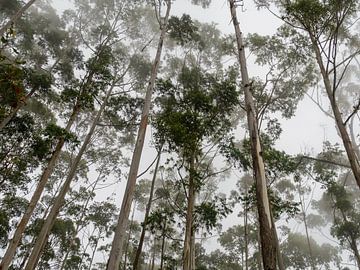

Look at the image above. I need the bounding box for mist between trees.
[0,0,359,269]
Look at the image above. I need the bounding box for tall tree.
[23,78,117,270]
[262,0,360,189]
[228,1,277,268]
[106,1,172,269]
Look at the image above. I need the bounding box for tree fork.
[228,1,277,269]
[106,2,171,269]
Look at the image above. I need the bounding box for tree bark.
[309,34,360,190]
[133,151,162,270]
[270,214,285,270]
[183,155,196,270]
[244,185,249,270]
[229,1,277,269]
[106,2,171,269]
[124,202,137,270]
[0,0,37,37]
[23,84,114,270]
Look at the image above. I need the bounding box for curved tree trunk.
[0,0,37,37]
[23,84,114,270]
[133,151,162,270]
[106,2,171,269]
[228,1,277,269]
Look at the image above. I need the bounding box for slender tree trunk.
[270,214,285,270]
[0,88,36,131]
[124,202,137,270]
[244,186,249,270]
[298,184,315,270]
[0,0,37,37]
[150,237,156,270]
[23,84,114,270]
[88,236,100,270]
[160,220,167,270]
[309,35,360,189]
[256,229,263,270]
[349,117,360,160]
[0,101,80,270]
[190,230,195,270]
[229,1,277,269]
[59,169,105,270]
[183,154,196,270]
[106,2,171,269]
[133,151,162,270]
[350,238,360,270]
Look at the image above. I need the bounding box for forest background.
[0,0,359,270]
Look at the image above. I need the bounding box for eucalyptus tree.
[257,0,360,189]
[154,65,238,269]
[107,1,172,268]
[0,0,142,268]
[227,1,321,267]
[23,77,118,270]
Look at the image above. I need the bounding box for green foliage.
[154,66,239,157]
[284,0,357,32]
[194,197,232,232]
[168,14,202,46]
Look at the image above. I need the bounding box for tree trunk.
[23,84,114,270]
[298,183,315,270]
[106,2,171,269]
[59,169,105,270]
[88,236,100,270]
[190,231,195,270]
[160,219,167,270]
[256,229,263,270]
[124,202,137,270]
[270,214,285,270]
[150,237,156,270]
[309,35,360,189]
[0,88,36,131]
[350,238,360,270]
[244,185,249,270]
[229,1,277,269]
[183,155,196,270]
[0,0,37,37]
[133,151,162,270]
[0,101,80,270]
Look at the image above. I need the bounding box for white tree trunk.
[106,2,171,269]
[228,1,277,269]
